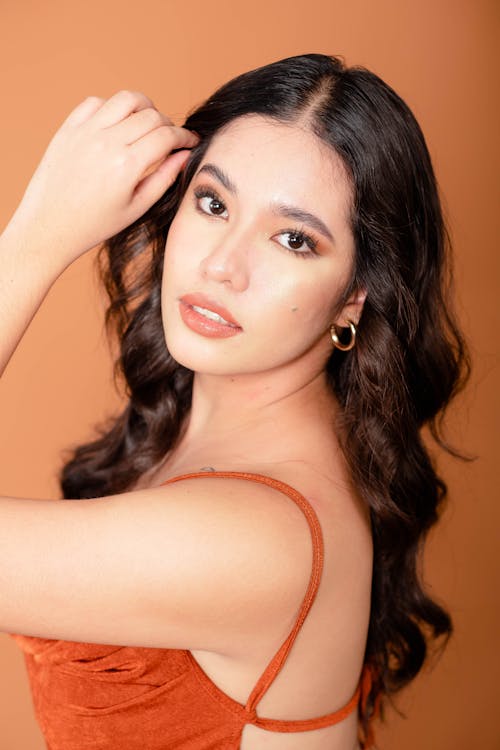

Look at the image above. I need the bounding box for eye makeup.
[192,185,320,259]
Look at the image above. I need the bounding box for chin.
[163,331,235,375]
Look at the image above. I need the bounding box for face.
[161,114,364,377]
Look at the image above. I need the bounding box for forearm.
[0,220,70,378]
[0,92,193,380]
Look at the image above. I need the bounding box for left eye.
[276,230,317,255]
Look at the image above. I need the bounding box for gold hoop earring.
[330,320,357,351]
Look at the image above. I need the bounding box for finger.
[91,90,156,129]
[61,96,106,129]
[132,149,193,212]
[129,125,200,173]
[111,107,174,145]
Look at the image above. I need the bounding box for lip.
[179,293,242,328]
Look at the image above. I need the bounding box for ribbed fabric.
[10,470,378,749]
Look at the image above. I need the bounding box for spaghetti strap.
[158,470,364,727]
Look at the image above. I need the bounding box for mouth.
[179,293,242,329]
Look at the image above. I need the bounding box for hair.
[59,54,470,746]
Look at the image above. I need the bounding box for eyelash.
[192,186,319,258]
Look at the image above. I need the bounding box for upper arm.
[1,477,312,652]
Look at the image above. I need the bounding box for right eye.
[193,186,228,217]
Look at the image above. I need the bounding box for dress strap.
[159,470,362,726]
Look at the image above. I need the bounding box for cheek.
[253,271,342,333]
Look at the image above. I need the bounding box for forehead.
[199,115,352,218]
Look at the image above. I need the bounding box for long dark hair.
[59,54,470,745]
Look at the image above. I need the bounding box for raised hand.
[5,90,200,265]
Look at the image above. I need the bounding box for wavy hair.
[59,54,470,746]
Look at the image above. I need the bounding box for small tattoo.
[200,466,216,472]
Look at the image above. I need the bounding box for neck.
[175,363,339,464]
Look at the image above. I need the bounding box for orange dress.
[10,470,378,749]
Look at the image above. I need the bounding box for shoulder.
[259,461,374,600]
[3,474,313,652]
[97,473,316,652]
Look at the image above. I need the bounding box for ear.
[334,287,367,328]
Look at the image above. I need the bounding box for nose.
[198,231,250,291]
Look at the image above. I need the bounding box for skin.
[160,113,366,464]
[0,91,199,379]
[0,96,371,750]
[154,118,372,749]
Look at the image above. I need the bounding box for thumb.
[132,149,192,210]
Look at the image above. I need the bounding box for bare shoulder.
[252,459,373,556]
[198,463,374,718]
[105,473,317,655]
[1,474,313,653]
[253,460,374,635]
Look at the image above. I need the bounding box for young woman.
[1,53,468,749]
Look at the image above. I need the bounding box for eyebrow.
[195,162,335,244]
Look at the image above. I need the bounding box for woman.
[1,53,468,749]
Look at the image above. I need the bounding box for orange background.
[0,1,498,748]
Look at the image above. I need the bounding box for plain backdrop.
[0,1,498,748]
